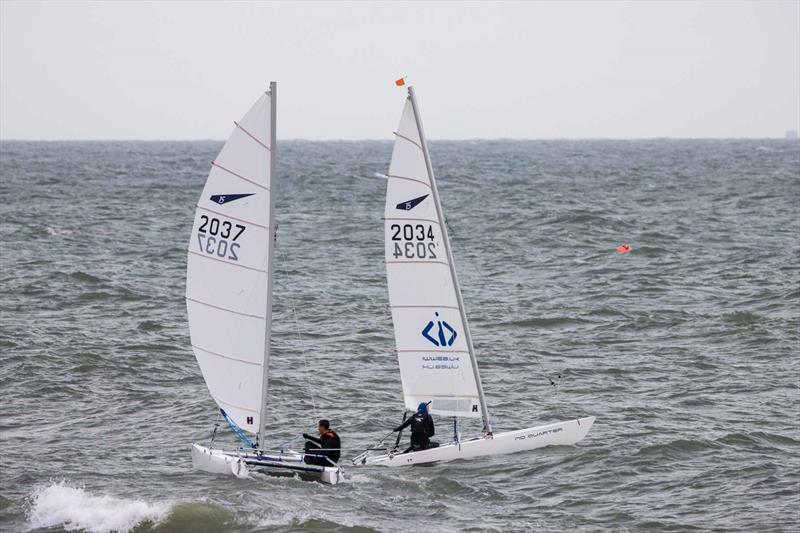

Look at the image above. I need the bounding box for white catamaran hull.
[360,417,594,467]
[191,443,343,485]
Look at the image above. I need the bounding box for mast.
[406,86,493,435]
[258,81,277,449]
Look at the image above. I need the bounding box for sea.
[0,139,798,532]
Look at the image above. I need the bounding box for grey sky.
[1,1,798,140]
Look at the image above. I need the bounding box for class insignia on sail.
[210,193,255,205]
[396,194,429,211]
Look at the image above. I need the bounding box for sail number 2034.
[390,223,437,260]
[197,215,245,261]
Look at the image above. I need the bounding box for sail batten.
[385,259,450,266]
[211,162,270,190]
[393,131,423,149]
[192,345,264,366]
[384,217,440,224]
[386,174,432,187]
[194,205,269,229]
[390,305,460,310]
[186,297,266,320]
[187,251,268,273]
[233,121,271,150]
[211,395,261,414]
[187,90,274,436]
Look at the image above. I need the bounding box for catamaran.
[187,83,343,484]
[353,85,594,467]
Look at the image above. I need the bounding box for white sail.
[186,91,273,435]
[384,97,483,419]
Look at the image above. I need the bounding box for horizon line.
[2,136,798,143]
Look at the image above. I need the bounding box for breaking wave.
[27,481,171,533]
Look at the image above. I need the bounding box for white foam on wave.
[46,226,74,236]
[340,471,371,484]
[27,481,171,533]
[255,509,360,530]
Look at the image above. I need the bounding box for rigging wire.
[446,217,562,393]
[275,244,321,423]
[209,409,221,446]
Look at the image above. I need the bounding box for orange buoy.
[616,243,631,253]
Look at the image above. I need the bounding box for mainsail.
[186,87,276,441]
[384,88,491,428]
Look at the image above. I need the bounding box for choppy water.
[1,139,798,532]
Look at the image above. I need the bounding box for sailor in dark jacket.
[302,419,341,466]
[394,402,438,453]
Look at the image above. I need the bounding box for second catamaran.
[354,85,594,467]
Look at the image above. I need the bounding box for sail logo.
[422,355,460,370]
[514,427,563,441]
[422,312,457,347]
[396,194,429,211]
[210,193,254,205]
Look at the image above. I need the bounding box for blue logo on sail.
[422,312,457,347]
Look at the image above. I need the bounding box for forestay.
[186,92,273,435]
[384,98,482,418]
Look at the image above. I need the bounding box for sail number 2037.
[390,223,437,260]
[197,215,245,261]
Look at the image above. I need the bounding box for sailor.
[394,402,438,453]
[302,419,341,466]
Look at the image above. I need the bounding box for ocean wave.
[27,481,170,533]
[502,316,592,328]
[67,271,106,285]
[256,514,372,531]
[721,310,760,325]
[635,438,721,460]
[717,431,799,450]
[136,320,164,332]
[149,502,237,532]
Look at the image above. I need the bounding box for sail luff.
[258,81,277,449]
[406,86,493,434]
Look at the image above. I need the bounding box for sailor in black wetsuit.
[302,419,341,466]
[393,402,439,453]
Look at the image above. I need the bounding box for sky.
[1,1,798,140]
